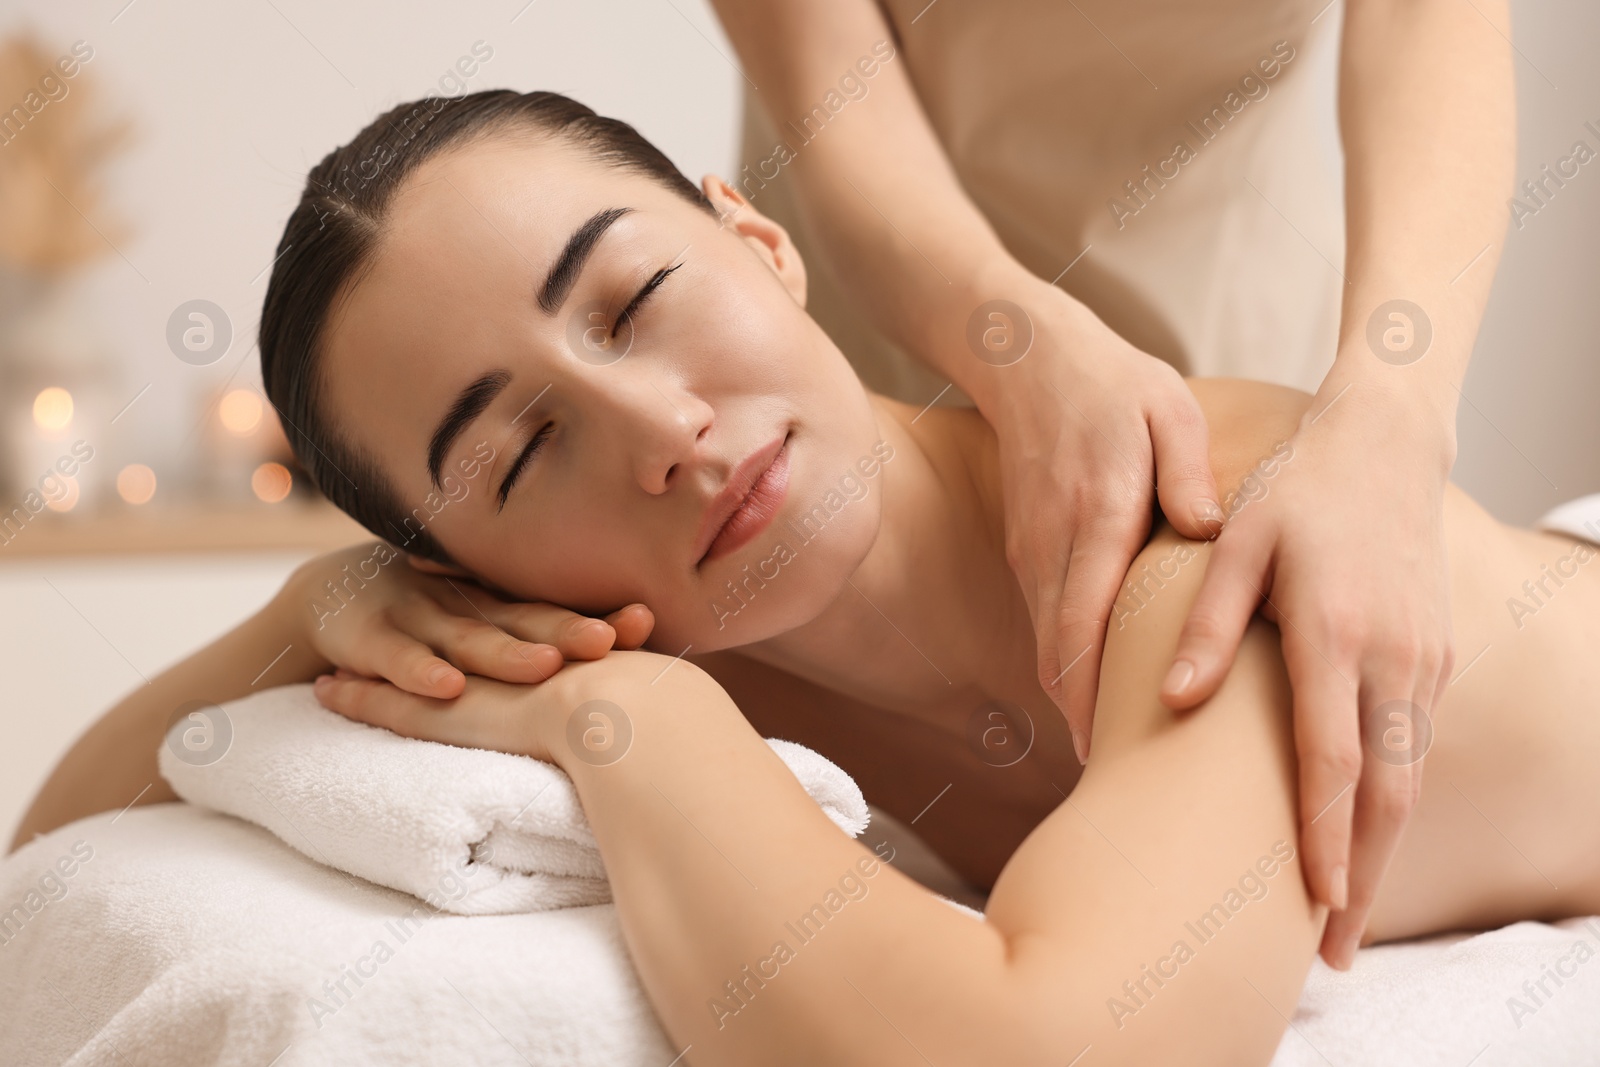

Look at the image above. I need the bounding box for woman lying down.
[15,90,1600,1065]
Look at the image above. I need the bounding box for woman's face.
[320,133,886,652]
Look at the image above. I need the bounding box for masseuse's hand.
[287,541,655,699]
[1161,381,1454,969]
[985,272,1222,760]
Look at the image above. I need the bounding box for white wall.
[1454,0,1600,521]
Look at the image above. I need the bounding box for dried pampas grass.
[0,30,133,277]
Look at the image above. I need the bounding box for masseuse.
[708,0,1514,968]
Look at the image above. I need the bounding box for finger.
[390,596,562,684]
[1025,530,1067,730]
[1161,521,1273,709]
[314,671,451,739]
[345,624,468,700]
[604,603,656,650]
[447,586,619,660]
[1319,751,1421,969]
[317,671,547,760]
[1054,517,1147,760]
[1287,647,1362,915]
[1321,668,1433,968]
[1147,389,1223,540]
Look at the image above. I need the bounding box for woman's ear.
[405,552,474,578]
[702,174,808,308]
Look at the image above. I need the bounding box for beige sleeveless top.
[735,0,1345,407]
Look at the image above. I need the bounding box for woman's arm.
[554,544,1321,1066]
[1164,0,1515,965]
[709,0,1222,757]
[581,384,1329,1061]
[321,545,1323,1066]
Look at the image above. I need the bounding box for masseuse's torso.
[737,0,1344,399]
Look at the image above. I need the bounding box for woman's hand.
[1160,380,1455,969]
[979,272,1223,761]
[312,668,561,763]
[310,649,706,768]
[282,541,656,700]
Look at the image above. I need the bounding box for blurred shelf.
[0,499,374,558]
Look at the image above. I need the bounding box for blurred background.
[0,0,1595,840]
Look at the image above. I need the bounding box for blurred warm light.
[219,389,264,435]
[117,464,158,505]
[251,462,292,503]
[33,387,74,431]
[44,477,79,513]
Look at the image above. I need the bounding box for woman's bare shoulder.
[1184,377,1311,503]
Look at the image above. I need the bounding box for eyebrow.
[427,369,511,491]
[424,206,635,490]
[536,205,634,315]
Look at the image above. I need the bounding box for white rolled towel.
[158,683,870,915]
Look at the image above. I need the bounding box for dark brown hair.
[259,89,716,563]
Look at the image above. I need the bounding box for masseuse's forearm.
[539,657,1020,1066]
[711,0,1035,410]
[7,578,331,853]
[1326,0,1515,436]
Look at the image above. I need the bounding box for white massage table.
[3,800,1597,1066]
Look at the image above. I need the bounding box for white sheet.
[3,803,1597,1065]
[2,805,679,1067]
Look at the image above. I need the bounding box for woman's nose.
[583,370,713,494]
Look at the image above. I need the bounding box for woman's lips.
[702,435,791,565]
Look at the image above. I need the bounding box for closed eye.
[495,262,678,510]
[496,422,553,510]
[612,262,681,338]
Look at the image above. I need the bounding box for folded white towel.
[157,683,870,915]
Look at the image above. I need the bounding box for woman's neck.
[738,393,1039,731]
